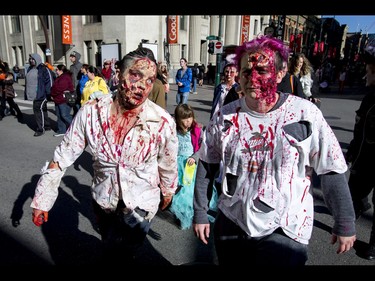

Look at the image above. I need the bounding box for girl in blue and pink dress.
[169,103,217,229]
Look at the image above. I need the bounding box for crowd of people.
[1,34,374,266]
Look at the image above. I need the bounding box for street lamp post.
[215,15,224,87]
[38,15,51,64]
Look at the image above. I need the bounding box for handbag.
[63,90,77,106]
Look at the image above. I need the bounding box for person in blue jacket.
[175,58,192,105]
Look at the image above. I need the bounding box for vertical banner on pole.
[276,15,286,41]
[167,16,178,44]
[62,15,72,45]
[240,15,251,45]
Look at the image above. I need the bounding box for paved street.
[0,79,374,272]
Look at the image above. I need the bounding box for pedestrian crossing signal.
[208,41,215,54]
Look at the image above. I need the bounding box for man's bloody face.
[239,48,278,104]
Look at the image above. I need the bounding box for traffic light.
[208,41,215,54]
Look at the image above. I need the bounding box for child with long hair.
[169,104,205,229]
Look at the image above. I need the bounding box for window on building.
[181,44,187,60]
[18,46,24,67]
[85,15,102,24]
[10,15,21,33]
[254,19,258,35]
[260,17,264,31]
[180,16,186,30]
[95,40,102,67]
[85,41,92,65]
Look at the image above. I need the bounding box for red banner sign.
[62,15,72,45]
[167,16,178,44]
[240,15,251,45]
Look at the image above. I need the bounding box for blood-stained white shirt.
[199,95,347,244]
[31,94,178,220]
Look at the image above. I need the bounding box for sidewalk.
[316,80,366,101]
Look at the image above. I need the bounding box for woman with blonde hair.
[289,53,320,105]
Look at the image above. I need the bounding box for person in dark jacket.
[210,63,238,119]
[346,41,375,260]
[277,60,304,98]
[69,51,83,116]
[25,53,53,136]
[50,64,74,137]
[0,59,9,120]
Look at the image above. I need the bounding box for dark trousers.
[0,93,5,118]
[349,171,375,232]
[92,200,151,264]
[55,103,72,134]
[213,211,308,266]
[33,99,50,132]
[6,97,23,117]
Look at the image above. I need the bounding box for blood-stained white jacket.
[31,94,178,220]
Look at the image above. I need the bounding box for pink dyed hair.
[228,35,290,72]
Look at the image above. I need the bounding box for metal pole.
[215,15,224,87]
[38,15,51,64]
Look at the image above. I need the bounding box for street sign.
[214,41,223,54]
[206,35,219,40]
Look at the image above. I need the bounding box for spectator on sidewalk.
[289,53,320,106]
[198,64,205,86]
[0,59,9,120]
[277,60,304,98]
[175,58,192,105]
[12,64,20,83]
[50,64,74,137]
[207,63,215,85]
[69,51,83,116]
[81,65,109,106]
[24,53,53,136]
[210,63,239,119]
[191,63,199,95]
[148,73,166,109]
[2,72,23,122]
[75,64,89,116]
[338,66,347,94]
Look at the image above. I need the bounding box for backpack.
[193,67,199,78]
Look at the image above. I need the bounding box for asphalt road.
[0,80,374,273]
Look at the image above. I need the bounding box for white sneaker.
[53,133,65,137]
